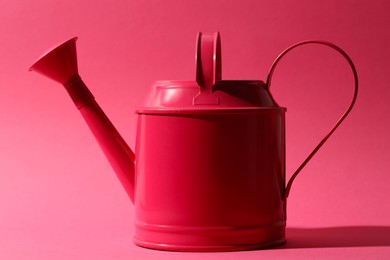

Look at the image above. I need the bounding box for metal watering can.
[29,32,358,251]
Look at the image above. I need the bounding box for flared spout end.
[29,37,79,85]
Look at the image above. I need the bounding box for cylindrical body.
[133,108,286,251]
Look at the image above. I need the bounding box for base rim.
[133,237,286,252]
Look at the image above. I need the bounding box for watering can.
[29,32,358,251]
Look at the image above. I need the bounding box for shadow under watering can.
[29,32,358,252]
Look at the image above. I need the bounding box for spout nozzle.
[29,37,79,85]
[29,37,136,203]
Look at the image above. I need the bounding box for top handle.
[266,40,359,199]
[193,32,221,105]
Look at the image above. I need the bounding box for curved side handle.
[266,40,359,199]
[193,32,221,105]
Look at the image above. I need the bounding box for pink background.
[1,0,390,259]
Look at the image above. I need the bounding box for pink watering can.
[30,32,358,251]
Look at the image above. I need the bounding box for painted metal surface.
[29,32,358,251]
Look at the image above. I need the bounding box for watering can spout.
[29,37,136,203]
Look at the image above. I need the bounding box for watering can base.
[133,222,286,252]
[134,239,285,252]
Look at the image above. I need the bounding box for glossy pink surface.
[29,31,357,251]
[1,0,390,259]
[30,32,290,251]
[134,111,286,251]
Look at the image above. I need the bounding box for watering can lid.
[137,32,283,114]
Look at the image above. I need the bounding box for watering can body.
[30,32,358,251]
[134,81,286,250]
